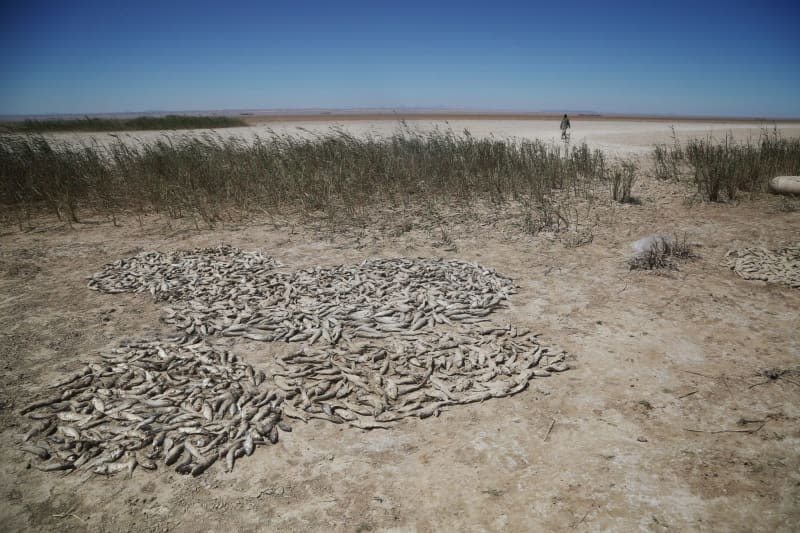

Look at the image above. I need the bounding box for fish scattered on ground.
[89,248,518,341]
[22,247,570,477]
[274,323,568,426]
[20,336,289,477]
[724,243,799,288]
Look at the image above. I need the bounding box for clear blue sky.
[1,0,798,117]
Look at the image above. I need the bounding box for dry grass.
[654,129,800,201]
[0,115,247,133]
[0,128,606,229]
[3,125,798,233]
[610,161,638,203]
[629,233,696,271]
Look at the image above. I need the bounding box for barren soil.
[1,120,799,532]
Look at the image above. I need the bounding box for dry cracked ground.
[1,157,799,531]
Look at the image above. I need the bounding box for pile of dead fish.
[21,336,290,477]
[88,246,280,302]
[724,243,799,288]
[274,325,568,428]
[22,247,569,477]
[89,250,518,341]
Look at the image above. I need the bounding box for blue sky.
[1,0,798,116]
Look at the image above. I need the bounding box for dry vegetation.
[3,125,797,234]
[0,128,608,229]
[628,233,696,271]
[0,115,247,133]
[654,128,800,201]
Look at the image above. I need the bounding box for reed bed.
[1,115,247,133]
[0,129,606,227]
[654,130,800,201]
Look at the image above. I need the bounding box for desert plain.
[1,115,799,532]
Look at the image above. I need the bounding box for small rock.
[637,436,648,443]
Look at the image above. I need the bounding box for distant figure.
[560,114,571,140]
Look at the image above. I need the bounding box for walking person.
[560,113,571,140]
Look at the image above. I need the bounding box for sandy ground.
[39,117,800,158]
[1,120,799,532]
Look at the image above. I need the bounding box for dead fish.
[30,250,567,480]
[242,433,254,456]
[23,420,53,442]
[348,418,392,430]
[164,443,185,466]
[136,455,157,470]
[91,397,106,414]
[183,441,205,461]
[20,396,62,415]
[281,403,309,422]
[268,425,279,444]
[34,461,75,472]
[93,458,135,477]
[58,425,80,440]
[331,408,357,422]
[21,444,50,460]
[73,447,102,468]
[225,442,242,472]
[191,454,217,476]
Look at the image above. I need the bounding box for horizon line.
[2,107,799,123]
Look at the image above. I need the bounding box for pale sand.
[39,118,800,158]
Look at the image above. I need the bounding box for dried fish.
[23,248,571,479]
[21,338,288,477]
[723,243,800,288]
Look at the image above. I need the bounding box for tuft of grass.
[610,161,638,203]
[520,197,573,235]
[653,127,685,181]
[629,233,695,271]
[1,115,247,133]
[433,226,458,251]
[561,228,594,248]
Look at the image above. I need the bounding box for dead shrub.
[629,233,695,271]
